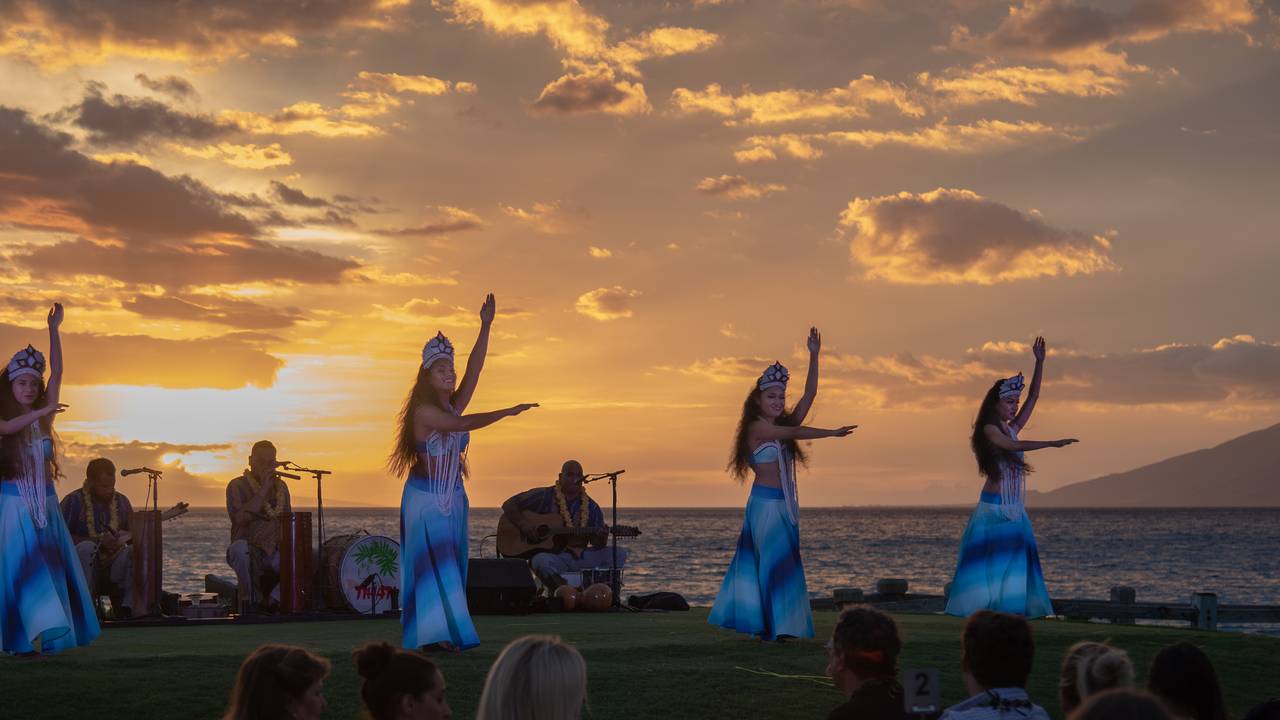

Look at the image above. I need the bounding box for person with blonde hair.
[1059,641,1136,716]
[223,644,330,720]
[476,635,587,720]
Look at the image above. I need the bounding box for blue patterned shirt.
[60,490,133,539]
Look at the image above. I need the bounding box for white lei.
[16,424,51,528]
[421,430,466,515]
[999,426,1026,521]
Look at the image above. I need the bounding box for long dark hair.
[387,364,455,479]
[1147,642,1229,720]
[223,644,331,720]
[728,386,808,482]
[354,641,441,720]
[0,369,60,479]
[971,380,1030,483]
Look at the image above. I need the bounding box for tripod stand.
[584,469,630,610]
[281,462,331,605]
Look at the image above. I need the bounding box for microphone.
[274,460,292,467]
[274,470,301,480]
[120,467,161,477]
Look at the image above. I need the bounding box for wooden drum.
[278,512,313,614]
[128,509,163,616]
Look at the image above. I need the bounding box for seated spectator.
[1147,642,1229,720]
[353,641,451,720]
[1243,699,1280,720]
[1059,641,1136,715]
[939,610,1050,720]
[223,644,330,720]
[476,635,587,720]
[825,606,904,720]
[1069,689,1173,720]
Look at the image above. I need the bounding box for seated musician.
[226,440,292,612]
[501,459,628,590]
[59,457,134,618]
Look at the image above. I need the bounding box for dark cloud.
[0,107,358,288]
[270,181,333,208]
[0,322,282,389]
[954,0,1256,64]
[134,73,198,101]
[838,187,1116,284]
[531,66,652,116]
[0,0,403,65]
[57,83,236,145]
[60,440,232,501]
[123,294,305,330]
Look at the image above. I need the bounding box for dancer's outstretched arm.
[417,401,537,434]
[46,303,64,409]
[1011,336,1045,432]
[453,293,495,413]
[0,404,64,435]
[984,424,1075,452]
[754,420,855,442]
[791,327,820,424]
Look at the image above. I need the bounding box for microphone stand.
[586,470,629,611]
[283,463,331,607]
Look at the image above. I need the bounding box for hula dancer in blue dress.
[945,337,1078,619]
[1,303,100,655]
[389,293,538,651]
[710,328,857,641]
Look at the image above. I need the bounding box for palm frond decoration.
[354,540,400,577]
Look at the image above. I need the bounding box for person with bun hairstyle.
[223,644,330,720]
[825,606,904,720]
[476,635,587,720]
[1059,641,1136,716]
[353,641,451,720]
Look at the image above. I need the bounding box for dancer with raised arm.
[0,303,99,654]
[945,337,1078,619]
[390,293,538,651]
[710,328,857,641]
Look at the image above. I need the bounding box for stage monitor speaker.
[466,558,537,615]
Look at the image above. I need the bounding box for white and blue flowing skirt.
[400,473,479,650]
[944,491,1052,619]
[709,484,814,640]
[1,482,100,654]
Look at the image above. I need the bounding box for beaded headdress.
[998,372,1024,399]
[757,361,789,391]
[7,345,45,381]
[421,332,454,369]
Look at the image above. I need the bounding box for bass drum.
[320,532,402,614]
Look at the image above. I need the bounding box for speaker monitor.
[466,558,537,615]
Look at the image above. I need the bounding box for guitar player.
[500,459,629,591]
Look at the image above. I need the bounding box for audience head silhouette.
[223,644,330,720]
[354,641,450,720]
[476,635,587,720]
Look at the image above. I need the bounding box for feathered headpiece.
[998,372,1024,399]
[757,361,789,391]
[421,332,454,369]
[7,345,45,381]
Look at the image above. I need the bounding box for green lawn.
[3,610,1277,719]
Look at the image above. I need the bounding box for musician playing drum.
[59,458,134,618]
[226,440,292,612]
[500,460,628,591]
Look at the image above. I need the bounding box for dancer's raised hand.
[832,425,858,437]
[1052,438,1078,447]
[48,302,64,329]
[1032,336,1046,363]
[507,403,539,416]
[40,403,68,417]
[806,327,821,354]
[479,293,496,326]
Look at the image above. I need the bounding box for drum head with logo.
[339,535,401,614]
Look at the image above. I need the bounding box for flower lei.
[81,486,119,541]
[554,482,591,528]
[245,470,284,520]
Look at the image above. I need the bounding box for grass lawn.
[3,609,1277,719]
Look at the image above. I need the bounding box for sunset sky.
[2,0,1279,508]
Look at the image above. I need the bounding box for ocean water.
[157,505,1280,613]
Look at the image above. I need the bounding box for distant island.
[1028,422,1280,507]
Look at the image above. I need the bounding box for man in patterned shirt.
[225,440,292,612]
[939,611,1051,720]
[60,458,134,618]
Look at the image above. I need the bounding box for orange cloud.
[219,102,383,138]
[695,174,786,200]
[502,201,579,234]
[575,286,641,321]
[917,64,1133,106]
[603,26,720,75]
[373,206,485,238]
[838,187,1117,285]
[671,75,924,126]
[438,0,611,57]
[735,119,1081,162]
[169,142,294,169]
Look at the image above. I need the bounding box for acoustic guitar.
[496,510,641,559]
